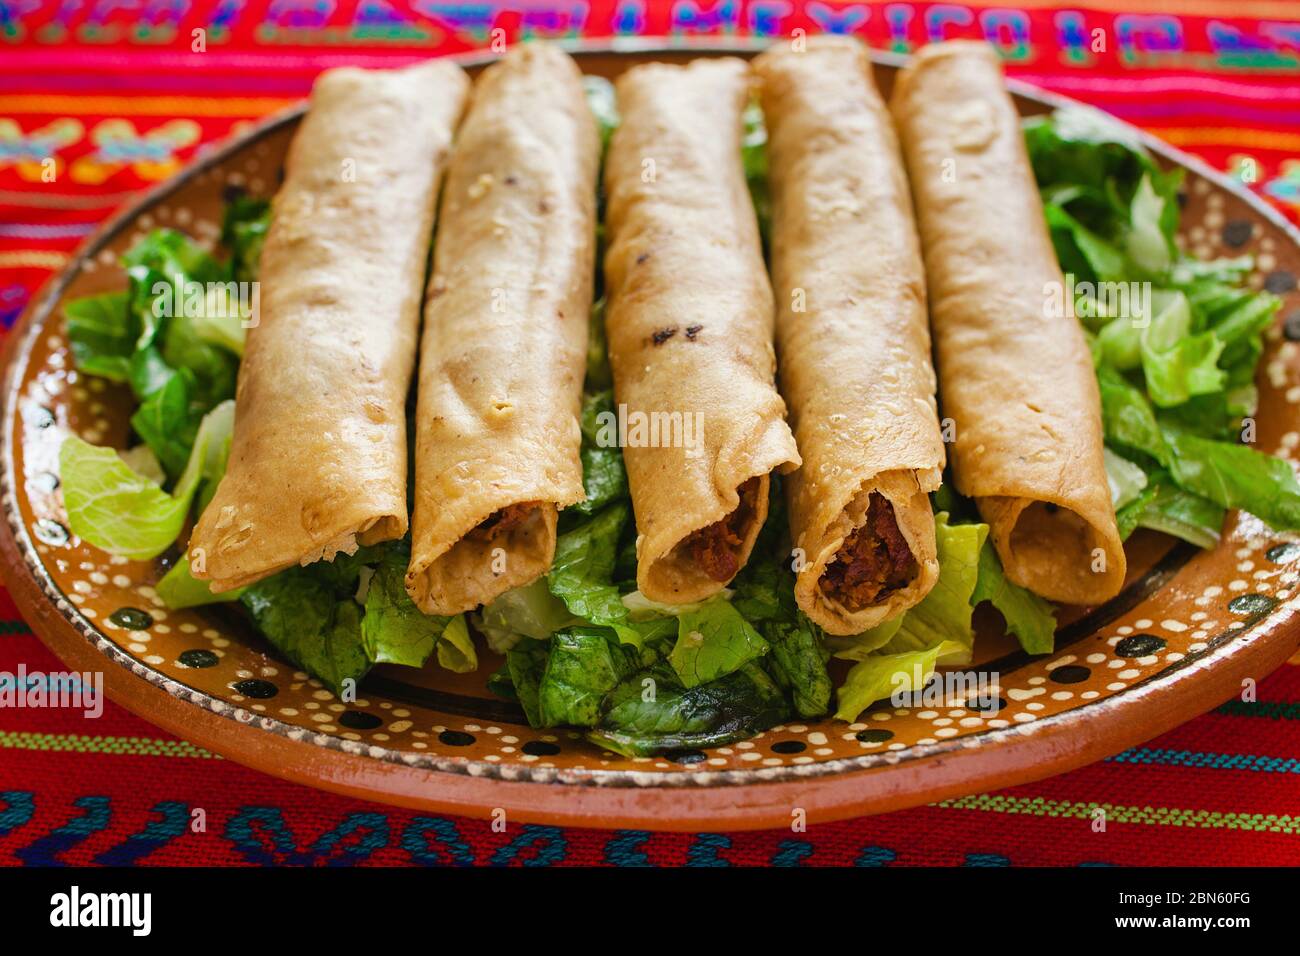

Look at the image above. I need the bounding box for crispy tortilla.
[891,41,1126,604]
[406,43,599,615]
[756,36,945,635]
[603,57,800,604]
[189,60,469,593]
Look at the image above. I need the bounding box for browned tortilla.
[891,41,1125,604]
[604,57,800,604]
[755,36,945,635]
[189,60,469,593]
[405,43,599,616]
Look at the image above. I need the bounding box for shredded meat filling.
[685,479,758,583]
[820,493,917,611]
[469,502,537,541]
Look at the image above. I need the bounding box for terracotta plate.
[4,40,1300,832]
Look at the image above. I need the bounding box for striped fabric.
[1,1,1298,865]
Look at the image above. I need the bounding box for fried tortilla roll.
[604,58,800,604]
[755,37,945,636]
[891,41,1125,604]
[405,44,599,615]
[190,60,469,593]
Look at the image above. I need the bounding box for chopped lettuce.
[505,638,549,727]
[1164,429,1300,531]
[60,399,233,560]
[589,662,788,757]
[157,555,244,609]
[64,292,133,382]
[571,389,626,516]
[763,618,832,718]
[475,577,578,653]
[64,227,243,481]
[1104,447,1149,511]
[239,539,473,696]
[546,501,641,645]
[970,538,1057,655]
[537,626,650,728]
[361,546,451,668]
[1117,475,1224,548]
[1139,292,1226,407]
[834,644,944,724]
[436,614,478,674]
[241,565,370,697]
[668,598,769,688]
[1030,108,1292,543]
[222,195,271,284]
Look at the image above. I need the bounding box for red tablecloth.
[2,1,1298,865]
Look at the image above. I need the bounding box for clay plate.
[4,39,1300,832]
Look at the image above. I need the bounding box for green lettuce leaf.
[361,547,451,668]
[589,662,788,757]
[505,639,549,727]
[475,577,579,653]
[157,555,244,609]
[546,502,641,645]
[668,598,770,688]
[221,195,271,283]
[834,644,944,723]
[129,369,200,478]
[1104,446,1149,510]
[64,292,134,383]
[1117,475,1224,549]
[763,618,831,718]
[537,626,648,728]
[970,539,1057,655]
[1140,292,1226,407]
[60,399,234,560]
[436,614,478,674]
[1163,428,1300,531]
[572,389,626,516]
[1097,364,1170,464]
[241,567,369,697]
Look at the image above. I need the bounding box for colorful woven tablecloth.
[2,1,1299,866]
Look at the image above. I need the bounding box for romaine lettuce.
[60,399,233,560]
[668,598,770,688]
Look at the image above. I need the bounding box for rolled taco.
[190,60,470,593]
[405,43,599,616]
[891,41,1125,604]
[604,58,800,605]
[755,37,945,635]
